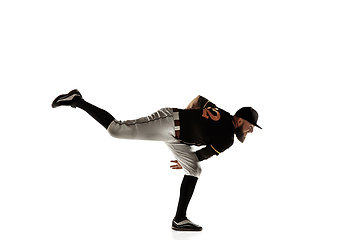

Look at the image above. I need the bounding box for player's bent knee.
[107,120,119,138]
[189,166,202,178]
[197,167,202,177]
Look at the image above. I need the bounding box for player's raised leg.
[51,89,82,108]
[52,89,115,129]
[75,98,115,129]
[107,108,177,142]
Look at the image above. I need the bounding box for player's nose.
[249,126,254,133]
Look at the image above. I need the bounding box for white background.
[1,1,359,239]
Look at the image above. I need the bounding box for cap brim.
[254,124,262,129]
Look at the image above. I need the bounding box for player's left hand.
[170,160,182,170]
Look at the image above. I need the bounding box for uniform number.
[202,108,221,121]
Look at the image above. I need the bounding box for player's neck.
[232,116,240,128]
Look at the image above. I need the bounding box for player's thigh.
[165,141,201,177]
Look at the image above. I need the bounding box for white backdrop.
[1,1,359,240]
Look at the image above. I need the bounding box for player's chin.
[235,129,246,143]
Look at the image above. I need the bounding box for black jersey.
[178,97,235,161]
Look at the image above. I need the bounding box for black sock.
[174,175,198,222]
[75,99,115,129]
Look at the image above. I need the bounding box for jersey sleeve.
[196,138,234,161]
[196,145,218,161]
[198,96,217,109]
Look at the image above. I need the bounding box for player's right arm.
[186,95,201,109]
[186,95,217,109]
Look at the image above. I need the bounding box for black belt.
[173,108,180,139]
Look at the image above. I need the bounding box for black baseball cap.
[235,107,262,129]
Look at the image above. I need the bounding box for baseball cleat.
[172,218,202,231]
[52,89,82,108]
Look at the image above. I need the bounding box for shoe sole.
[172,226,202,231]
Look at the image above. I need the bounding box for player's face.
[235,120,254,143]
[243,120,254,134]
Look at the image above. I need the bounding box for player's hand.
[170,160,182,170]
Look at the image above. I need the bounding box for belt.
[173,108,180,139]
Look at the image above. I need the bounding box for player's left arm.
[195,145,220,161]
[196,138,234,161]
[169,147,215,170]
[169,144,222,169]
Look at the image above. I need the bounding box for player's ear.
[234,117,244,129]
[238,118,244,127]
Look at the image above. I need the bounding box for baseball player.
[52,89,262,231]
